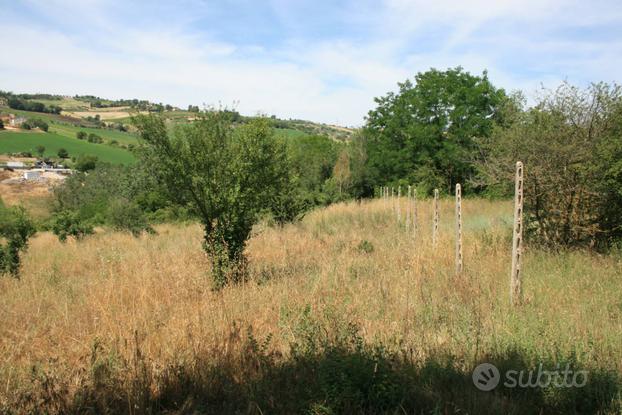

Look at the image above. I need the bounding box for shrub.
[57,148,69,158]
[74,155,98,172]
[480,82,622,248]
[76,131,87,140]
[134,112,297,289]
[50,210,94,242]
[107,199,154,237]
[87,133,103,143]
[0,205,36,278]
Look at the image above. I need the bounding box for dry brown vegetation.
[0,198,620,413]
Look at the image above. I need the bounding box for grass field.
[49,123,139,145]
[0,130,135,164]
[0,198,620,414]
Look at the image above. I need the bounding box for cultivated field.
[1,198,620,414]
[0,130,135,164]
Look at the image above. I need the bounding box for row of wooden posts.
[378,161,524,305]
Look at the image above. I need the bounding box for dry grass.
[0,198,620,413]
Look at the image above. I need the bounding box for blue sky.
[1,0,621,125]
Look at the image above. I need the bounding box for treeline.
[75,95,176,111]
[2,96,62,114]
[360,67,622,248]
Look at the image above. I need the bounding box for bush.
[479,82,622,248]
[74,155,98,172]
[57,148,69,158]
[0,119,4,129]
[76,131,87,140]
[107,199,154,236]
[87,133,103,144]
[50,211,94,242]
[0,205,36,278]
[30,118,49,132]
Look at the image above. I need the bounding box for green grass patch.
[0,130,135,164]
[49,123,138,145]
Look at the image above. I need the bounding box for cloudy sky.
[1,0,621,125]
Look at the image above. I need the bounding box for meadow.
[0,130,135,164]
[0,198,620,414]
[49,123,139,145]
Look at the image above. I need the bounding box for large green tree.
[364,67,506,194]
[133,111,295,288]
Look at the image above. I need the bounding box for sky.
[1,0,621,126]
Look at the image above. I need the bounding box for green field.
[49,123,139,145]
[0,131,135,164]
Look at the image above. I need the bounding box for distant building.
[23,170,41,180]
[6,161,25,168]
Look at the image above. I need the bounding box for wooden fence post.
[510,161,524,305]
[406,185,411,229]
[412,189,418,241]
[432,189,439,248]
[455,183,463,276]
[397,186,402,222]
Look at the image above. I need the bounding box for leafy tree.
[35,145,45,157]
[479,82,622,248]
[30,119,49,132]
[0,205,36,278]
[57,148,69,158]
[74,154,99,172]
[0,119,4,129]
[134,111,295,288]
[76,131,87,140]
[364,67,506,194]
[50,211,94,242]
[87,133,103,143]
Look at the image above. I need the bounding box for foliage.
[87,133,103,144]
[134,111,296,288]
[479,82,622,247]
[29,118,49,132]
[0,119,4,129]
[364,67,506,194]
[76,131,87,140]
[50,210,94,242]
[0,205,36,277]
[74,154,99,172]
[6,97,62,114]
[35,145,45,157]
[107,199,155,236]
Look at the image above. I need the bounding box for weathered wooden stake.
[397,186,402,222]
[510,161,524,305]
[412,189,418,241]
[455,183,463,276]
[432,189,439,248]
[406,185,411,229]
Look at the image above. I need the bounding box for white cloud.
[1,0,620,125]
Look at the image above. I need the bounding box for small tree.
[74,155,98,172]
[50,211,94,242]
[0,119,4,129]
[134,111,294,288]
[0,205,36,278]
[35,145,45,157]
[57,148,69,158]
[76,131,87,140]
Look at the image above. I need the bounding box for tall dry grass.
[1,198,620,413]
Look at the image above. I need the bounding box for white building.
[23,170,41,180]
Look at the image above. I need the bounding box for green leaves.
[365,67,506,194]
[0,206,36,278]
[134,111,298,288]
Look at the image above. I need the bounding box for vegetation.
[134,112,296,288]
[0,199,620,413]
[50,210,94,242]
[364,67,506,194]
[0,204,36,278]
[0,131,135,164]
[479,83,622,248]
